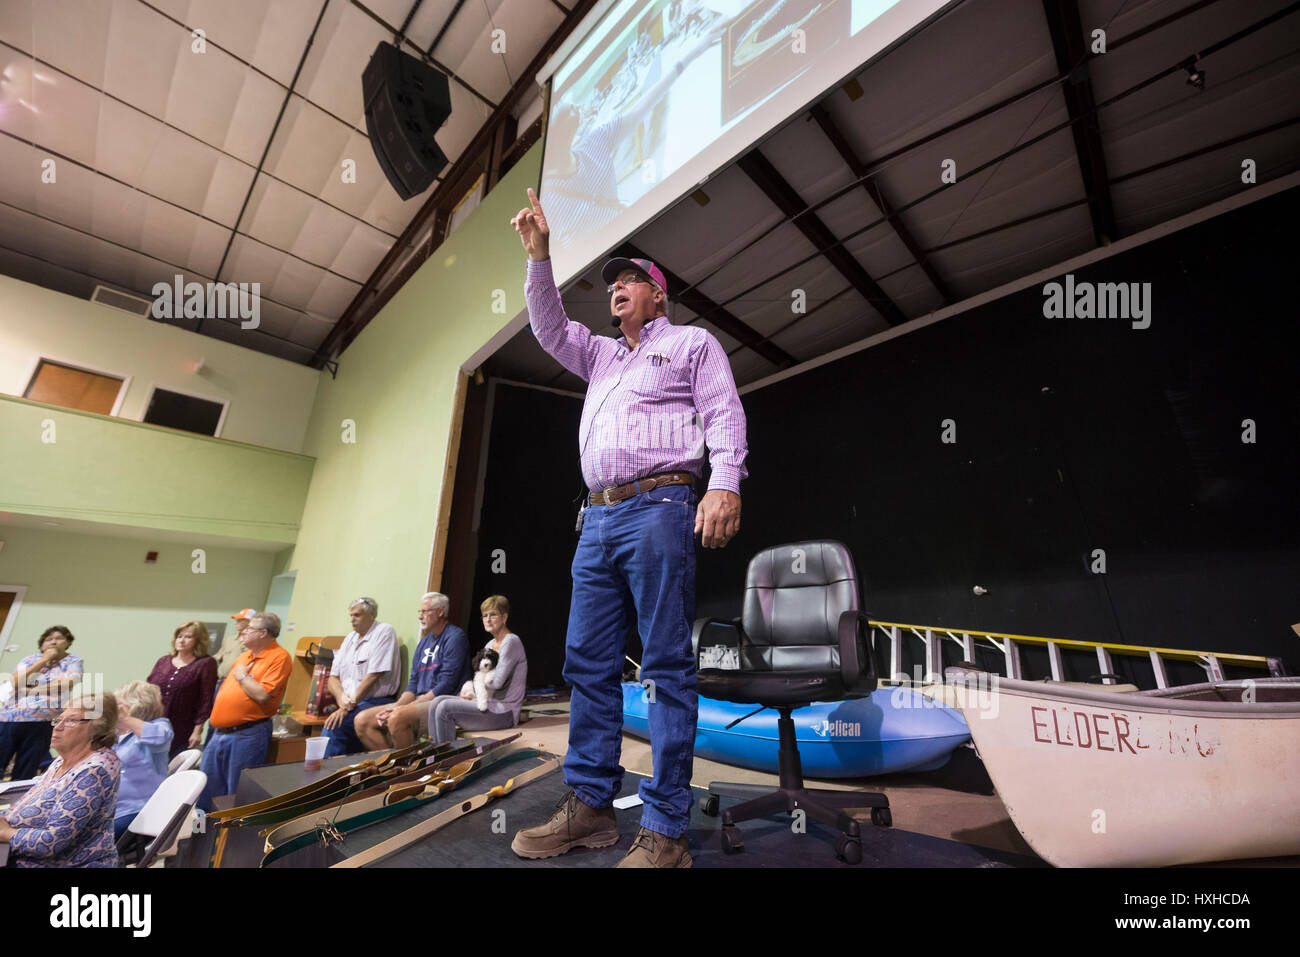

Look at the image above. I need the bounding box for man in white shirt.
[320,597,402,757]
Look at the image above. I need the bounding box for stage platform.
[266,754,1041,869]
[186,714,1044,868]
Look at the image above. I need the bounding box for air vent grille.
[91,284,152,317]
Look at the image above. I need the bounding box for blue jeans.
[322,696,395,757]
[198,721,272,811]
[563,484,698,838]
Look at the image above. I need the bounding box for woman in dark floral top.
[147,620,218,756]
[0,693,121,867]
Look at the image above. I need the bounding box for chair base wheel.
[721,826,745,854]
[701,794,719,817]
[836,834,862,864]
[872,806,892,827]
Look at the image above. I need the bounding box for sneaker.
[614,826,693,868]
[511,788,620,859]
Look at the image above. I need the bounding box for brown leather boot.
[614,826,693,868]
[511,789,620,859]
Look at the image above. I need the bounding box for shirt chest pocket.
[628,354,685,398]
[353,646,371,670]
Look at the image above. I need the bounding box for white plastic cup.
[304,735,328,771]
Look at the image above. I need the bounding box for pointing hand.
[510,187,551,261]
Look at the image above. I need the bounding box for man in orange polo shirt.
[198,612,292,811]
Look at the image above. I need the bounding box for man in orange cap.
[214,609,257,680]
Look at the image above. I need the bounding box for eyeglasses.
[607,276,651,294]
[481,613,502,620]
[244,626,267,633]
[51,716,92,727]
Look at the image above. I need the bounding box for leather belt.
[214,717,271,734]
[589,472,694,507]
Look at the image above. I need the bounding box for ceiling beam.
[616,242,798,370]
[1041,0,1119,246]
[736,150,906,326]
[809,104,952,304]
[312,0,602,368]
[428,0,471,57]
[204,0,330,335]
[396,0,426,42]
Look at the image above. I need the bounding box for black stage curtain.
[466,381,584,687]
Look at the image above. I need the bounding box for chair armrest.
[691,617,744,659]
[837,610,875,689]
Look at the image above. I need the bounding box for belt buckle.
[602,487,615,506]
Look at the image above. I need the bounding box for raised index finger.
[527,186,544,215]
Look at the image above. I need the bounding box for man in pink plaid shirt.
[509,187,747,867]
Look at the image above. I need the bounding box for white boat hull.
[950,674,1300,867]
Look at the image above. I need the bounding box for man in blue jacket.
[354,592,468,749]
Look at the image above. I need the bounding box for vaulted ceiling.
[2,0,1297,385]
[0,0,570,362]
[484,0,1300,391]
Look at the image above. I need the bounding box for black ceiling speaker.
[363,41,451,199]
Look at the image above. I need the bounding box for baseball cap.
[231,608,257,620]
[602,257,667,295]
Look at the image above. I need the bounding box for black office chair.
[695,541,890,864]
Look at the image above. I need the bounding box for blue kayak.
[621,682,970,778]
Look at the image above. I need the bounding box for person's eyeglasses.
[607,277,650,294]
[51,716,92,727]
[244,626,267,633]
[482,613,501,620]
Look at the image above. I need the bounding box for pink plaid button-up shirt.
[525,258,748,494]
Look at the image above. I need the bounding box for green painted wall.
[0,273,320,453]
[0,395,314,546]
[283,145,542,649]
[0,525,281,697]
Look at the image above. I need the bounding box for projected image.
[722,1,850,123]
[542,0,937,283]
[544,1,731,244]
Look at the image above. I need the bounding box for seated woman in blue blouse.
[0,692,121,867]
[111,681,174,839]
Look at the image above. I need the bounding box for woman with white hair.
[111,680,174,839]
[0,693,121,867]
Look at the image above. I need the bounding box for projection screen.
[538,0,956,285]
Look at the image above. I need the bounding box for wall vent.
[91,284,152,317]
